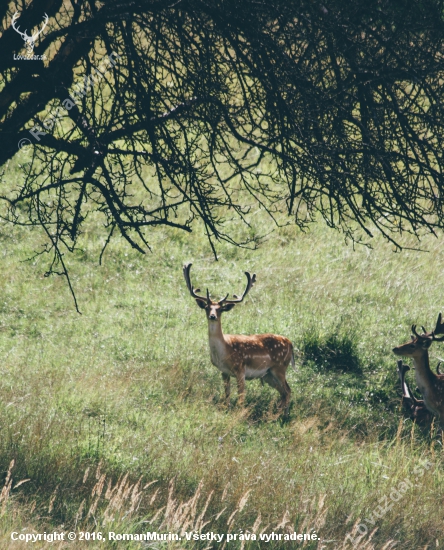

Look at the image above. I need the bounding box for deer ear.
[422,339,433,349]
[195,298,207,309]
[221,303,236,312]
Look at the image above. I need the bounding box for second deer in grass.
[393,313,444,428]
[396,360,432,424]
[183,263,295,414]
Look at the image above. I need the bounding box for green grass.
[0,174,444,548]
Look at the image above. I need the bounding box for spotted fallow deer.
[393,314,444,428]
[183,263,295,414]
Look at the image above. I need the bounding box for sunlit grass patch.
[0,208,443,548]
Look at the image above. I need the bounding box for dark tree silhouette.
[1,0,444,308]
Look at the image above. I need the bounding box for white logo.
[12,11,48,56]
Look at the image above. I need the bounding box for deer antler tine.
[183,262,208,302]
[11,12,28,40]
[219,271,257,305]
[411,324,428,340]
[206,288,210,302]
[32,12,49,40]
[183,262,192,292]
[430,312,444,341]
[433,312,444,334]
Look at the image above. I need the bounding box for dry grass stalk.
[158,479,206,534]
[395,417,403,444]
[237,489,251,513]
[95,461,103,480]
[143,478,217,542]
[13,479,30,490]
[340,519,396,550]
[143,480,158,491]
[75,468,147,525]
[226,489,251,528]
[82,467,90,484]
[0,460,14,516]
[75,499,85,528]
[251,512,261,533]
[92,474,106,499]
[195,490,214,532]
[87,495,100,519]
[148,505,165,525]
[221,489,252,550]
[275,509,290,531]
[103,472,143,523]
[214,507,227,521]
[221,482,230,502]
[293,494,328,547]
[48,485,59,514]
[149,488,160,506]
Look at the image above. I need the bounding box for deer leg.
[235,370,246,407]
[263,369,291,415]
[222,373,231,406]
[272,369,291,415]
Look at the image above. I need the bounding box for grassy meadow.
[1,160,444,548]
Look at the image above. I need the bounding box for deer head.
[393,313,444,358]
[183,263,256,321]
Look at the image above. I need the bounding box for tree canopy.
[1,0,444,305]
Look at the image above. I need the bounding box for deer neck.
[208,318,226,343]
[207,318,229,367]
[413,351,435,392]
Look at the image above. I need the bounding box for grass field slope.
[0,186,443,548]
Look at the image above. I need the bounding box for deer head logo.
[12,12,48,55]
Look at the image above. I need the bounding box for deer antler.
[12,12,48,46]
[183,263,210,303]
[219,272,256,305]
[411,324,430,340]
[30,13,48,42]
[411,314,444,342]
[11,12,30,41]
[432,312,444,342]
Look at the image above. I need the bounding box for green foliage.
[301,326,362,374]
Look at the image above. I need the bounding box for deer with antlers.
[393,313,444,428]
[12,12,49,54]
[183,263,295,414]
